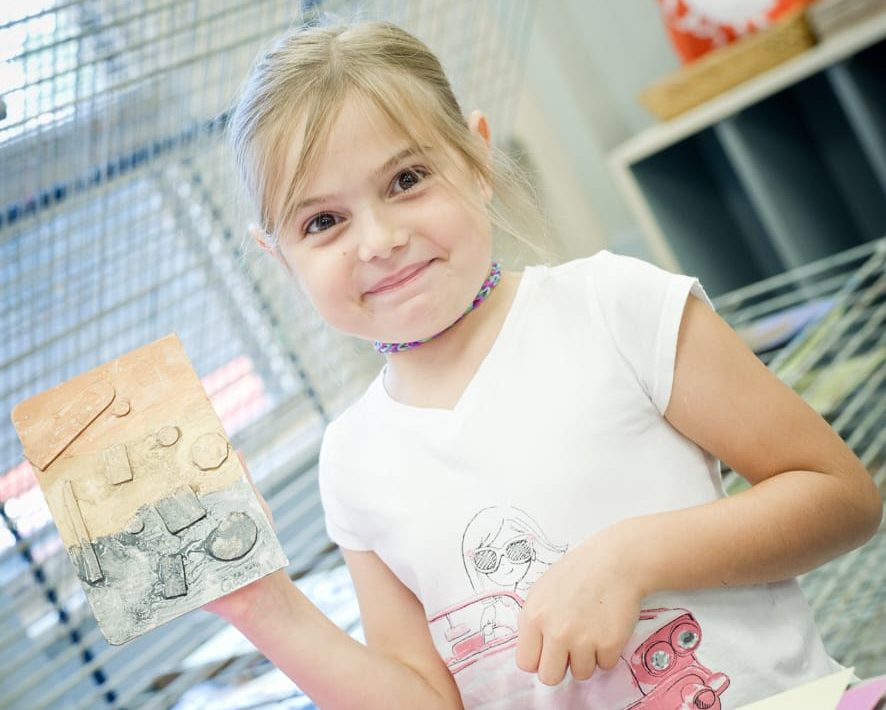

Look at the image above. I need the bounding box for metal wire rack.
[0,1,536,708]
[1,0,882,706]
[714,237,886,677]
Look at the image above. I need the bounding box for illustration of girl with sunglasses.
[461,506,568,643]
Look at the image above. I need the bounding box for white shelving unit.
[609,12,886,296]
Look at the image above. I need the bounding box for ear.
[248,223,275,255]
[467,110,493,202]
[467,109,491,154]
[249,223,294,274]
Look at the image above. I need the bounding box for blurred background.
[0,1,883,707]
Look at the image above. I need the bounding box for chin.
[373,312,462,345]
[371,329,436,345]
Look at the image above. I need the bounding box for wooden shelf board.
[610,10,886,169]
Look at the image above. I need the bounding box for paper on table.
[737,668,855,710]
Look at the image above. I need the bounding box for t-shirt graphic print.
[425,505,731,709]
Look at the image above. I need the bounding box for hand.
[515,522,644,686]
[202,450,280,622]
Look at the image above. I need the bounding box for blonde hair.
[227,20,548,260]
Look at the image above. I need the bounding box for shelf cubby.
[610,14,886,297]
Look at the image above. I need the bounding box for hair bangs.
[265,83,348,238]
[354,72,491,214]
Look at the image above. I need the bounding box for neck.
[382,270,520,408]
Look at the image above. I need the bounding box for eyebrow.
[293,147,423,214]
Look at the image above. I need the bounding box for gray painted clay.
[155,485,206,534]
[75,478,287,645]
[124,514,144,535]
[205,512,258,561]
[159,554,187,598]
[62,480,103,584]
[12,336,288,647]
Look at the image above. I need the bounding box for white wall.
[513,1,680,262]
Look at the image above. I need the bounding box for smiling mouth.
[366,261,433,295]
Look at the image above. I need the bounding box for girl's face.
[269,95,493,345]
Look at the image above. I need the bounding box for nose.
[356,204,408,262]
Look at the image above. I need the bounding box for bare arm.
[207,457,462,709]
[214,562,461,710]
[516,294,882,684]
[628,294,882,593]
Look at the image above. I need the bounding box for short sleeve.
[317,424,372,551]
[589,250,715,414]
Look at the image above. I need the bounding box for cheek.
[289,255,344,308]
[422,192,489,247]
[292,256,372,335]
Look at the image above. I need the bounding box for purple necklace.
[373,261,502,354]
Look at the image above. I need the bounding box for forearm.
[624,468,882,596]
[221,570,455,710]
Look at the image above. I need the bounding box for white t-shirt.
[319,251,839,709]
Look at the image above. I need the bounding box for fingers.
[515,622,542,674]
[568,649,598,682]
[595,642,622,672]
[536,640,569,686]
[519,636,602,685]
[517,616,570,687]
[517,611,618,685]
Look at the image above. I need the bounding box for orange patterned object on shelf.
[658,0,815,62]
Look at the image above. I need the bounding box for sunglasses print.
[470,536,534,573]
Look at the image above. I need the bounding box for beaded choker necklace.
[373,261,502,354]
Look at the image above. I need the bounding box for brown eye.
[305,213,341,234]
[391,168,427,195]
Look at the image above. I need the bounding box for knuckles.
[517,592,633,685]
[547,622,574,645]
[520,606,545,630]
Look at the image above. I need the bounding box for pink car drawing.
[428,598,729,709]
[624,607,729,709]
[428,590,523,674]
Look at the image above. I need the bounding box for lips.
[366,261,432,295]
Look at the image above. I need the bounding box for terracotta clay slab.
[10,334,288,645]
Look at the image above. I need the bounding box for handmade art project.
[11,334,288,645]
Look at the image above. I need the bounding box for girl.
[206,19,882,709]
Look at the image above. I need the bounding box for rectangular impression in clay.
[11,334,288,645]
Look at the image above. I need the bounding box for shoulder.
[520,250,610,300]
[525,250,667,310]
[529,249,655,289]
[532,250,612,280]
[546,250,710,310]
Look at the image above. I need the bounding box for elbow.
[849,473,883,548]
[862,489,883,542]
